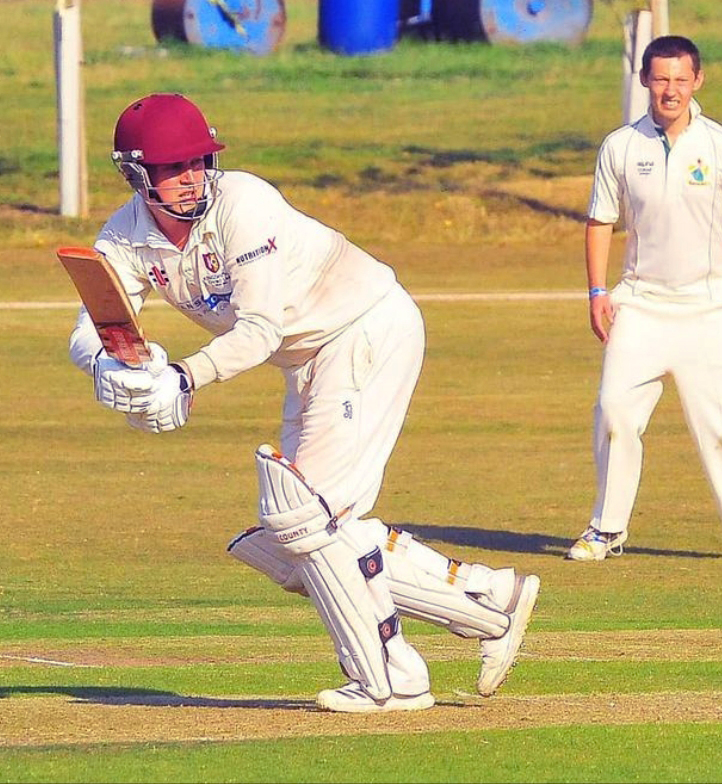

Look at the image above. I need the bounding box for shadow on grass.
[1,202,58,216]
[0,685,314,709]
[402,524,722,560]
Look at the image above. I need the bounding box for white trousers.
[233,284,513,694]
[591,298,722,533]
[274,282,429,694]
[280,282,425,518]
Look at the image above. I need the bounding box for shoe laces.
[582,527,625,555]
[584,527,612,543]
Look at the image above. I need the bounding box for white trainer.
[316,682,435,713]
[477,573,540,697]
[567,526,628,561]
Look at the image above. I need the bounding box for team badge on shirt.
[203,252,221,272]
[688,159,709,185]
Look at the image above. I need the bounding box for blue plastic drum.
[318,0,400,55]
[479,0,593,44]
[152,0,287,56]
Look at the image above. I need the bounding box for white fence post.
[650,0,670,38]
[53,0,88,218]
[622,9,653,125]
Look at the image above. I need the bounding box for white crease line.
[0,300,169,310]
[0,654,96,668]
[414,291,585,301]
[1,292,586,310]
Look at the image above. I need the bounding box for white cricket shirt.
[588,100,722,299]
[76,171,396,387]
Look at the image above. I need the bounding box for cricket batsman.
[68,93,540,712]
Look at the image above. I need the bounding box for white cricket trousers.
[591,298,722,533]
[280,282,425,518]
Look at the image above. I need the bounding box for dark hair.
[641,35,701,77]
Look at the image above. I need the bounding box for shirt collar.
[648,97,702,133]
[128,193,216,251]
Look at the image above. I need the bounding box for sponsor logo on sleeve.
[236,237,278,266]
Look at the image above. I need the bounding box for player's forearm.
[69,308,103,376]
[585,220,614,291]
[182,315,283,389]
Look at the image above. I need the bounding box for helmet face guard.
[112,93,226,220]
[111,149,223,220]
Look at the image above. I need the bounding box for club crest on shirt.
[688,159,709,185]
[203,252,221,272]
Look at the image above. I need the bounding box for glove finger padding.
[93,356,150,413]
[95,366,157,412]
[124,364,193,433]
[93,342,169,413]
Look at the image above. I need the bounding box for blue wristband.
[589,286,608,300]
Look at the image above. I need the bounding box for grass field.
[3,1,722,782]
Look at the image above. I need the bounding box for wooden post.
[53,0,88,218]
[650,0,670,38]
[622,9,653,125]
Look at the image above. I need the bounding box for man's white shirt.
[70,171,396,387]
[588,99,722,301]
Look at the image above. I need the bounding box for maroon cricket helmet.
[113,93,225,165]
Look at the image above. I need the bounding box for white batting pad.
[227,526,307,595]
[227,524,428,697]
[228,513,512,640]
[255,444,338,555]
[342,518,510,639]
[299,539,395,701]
[253,444,399,699]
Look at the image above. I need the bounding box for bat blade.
[57,246,151,366]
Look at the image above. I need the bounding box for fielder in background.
[68,93,540,712]
[569,36,722,561]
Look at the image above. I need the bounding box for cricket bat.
[57,246,152,367]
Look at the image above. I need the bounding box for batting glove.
[125,364,194,433]
[94,343,168,413]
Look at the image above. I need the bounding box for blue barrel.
[152,0,287,56]
[319,0,400,55]
[480,0,593,44]
[432,0,592,44]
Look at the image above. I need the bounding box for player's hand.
[91,349,128,402]
[93,342,168,412]
[124,365,194,433]
[589,295,615,343]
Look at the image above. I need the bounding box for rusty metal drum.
[152,0,287,55]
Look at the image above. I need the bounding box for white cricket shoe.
[316,682,435,713]
[477,573,540,697]
[567,526,628,561]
